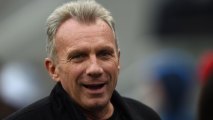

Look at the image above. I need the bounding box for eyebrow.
[66,49,87,59]
[97,45,114,51]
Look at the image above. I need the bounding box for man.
[5,0,161,120]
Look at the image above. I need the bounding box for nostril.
[88,72,102,78]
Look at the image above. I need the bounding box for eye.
[68,53,87,62]
[98,50,114,59]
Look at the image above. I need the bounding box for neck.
[85,102,114,120]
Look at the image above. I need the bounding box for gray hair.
[46,0,118,61]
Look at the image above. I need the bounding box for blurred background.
[1,0,213,119]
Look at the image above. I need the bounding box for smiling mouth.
[83,83,106,90]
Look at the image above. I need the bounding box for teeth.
[83,84,105,90]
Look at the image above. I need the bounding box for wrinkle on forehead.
[55,18,116,58]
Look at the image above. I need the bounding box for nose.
[86,56,103,78]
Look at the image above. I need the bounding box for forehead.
[55,18,115,44]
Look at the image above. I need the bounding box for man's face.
[47,18,120,110]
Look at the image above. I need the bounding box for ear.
[44,58,60,82]
[117,49,121,71]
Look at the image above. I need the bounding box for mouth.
[83,83,106,90]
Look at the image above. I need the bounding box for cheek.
[104,60,119,82]
[58,65,78,83]
[59,66,84,96]
[64,65,86,86]
[59,67,73,86]
[65,63,84,74]
[71,65,86,77]
[106,59,119,74]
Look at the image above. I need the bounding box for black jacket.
[4,83,161,120]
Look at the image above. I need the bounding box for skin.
[45,18,120,119]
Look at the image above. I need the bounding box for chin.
[84,97,109,110]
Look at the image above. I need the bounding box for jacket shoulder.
[123,97,161,120]
[4,97,52,120]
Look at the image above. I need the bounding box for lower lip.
[83,84,107,95]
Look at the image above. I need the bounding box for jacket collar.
[50,82,133,120]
